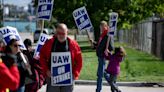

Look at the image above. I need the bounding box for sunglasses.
[13,44,20,48]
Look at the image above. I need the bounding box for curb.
[75,80,164,87]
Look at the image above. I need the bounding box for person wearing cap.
[0,39,20,92]
[40,23,83,92]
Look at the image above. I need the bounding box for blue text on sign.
[39,0,52,4]
[40,36,48,43]
[0,29,12,35]
[73,9,85,18]
[52,55,69,64]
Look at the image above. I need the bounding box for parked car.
[33,29,49,43]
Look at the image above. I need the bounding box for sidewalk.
[39,85,164,92]
[75,80,164,87]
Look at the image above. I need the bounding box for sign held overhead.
[0,26,26,50]
[37,0,54,21]
[73,6,93,31]
[109,12,118,36]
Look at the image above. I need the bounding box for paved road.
[38,85,164,92]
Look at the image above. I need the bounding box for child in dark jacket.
[104,46,126,92]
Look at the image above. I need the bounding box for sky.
[4,0,32,7]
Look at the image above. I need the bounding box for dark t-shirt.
[48,38,69,69]
[52,39,69,52]
[96,35,113,57]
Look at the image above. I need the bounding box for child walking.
[104,46,126,92]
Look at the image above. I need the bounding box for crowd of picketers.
[0,38,45,92]
[0,22,126,92]
[0,23,83,92]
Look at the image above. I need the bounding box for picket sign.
[33,33,50,59]
[35,0,54,59]
[73,6,93,31]
[109,12,118,36]
[0,26,26,50]
[108,12,118,47]
[37,0,54,21]
[51,52,73,86]
[73,6,94,46]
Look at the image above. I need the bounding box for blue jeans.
[96,57,106,92]
[17,86,25,92]
[104,72,121,92]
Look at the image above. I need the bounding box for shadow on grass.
[80,45,96,52]
[78,41,89,44]
[137,58,162,62]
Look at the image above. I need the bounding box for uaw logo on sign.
[0,26,26,50]
[51,52,73,86]
[109,12,118,36]
[73,6,93,31]
[37,0,54,20]
[34,33,49,58]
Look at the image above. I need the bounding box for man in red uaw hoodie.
[40,23,82,92]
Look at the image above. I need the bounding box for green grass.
[78,42,164,82]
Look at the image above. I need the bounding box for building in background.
[28,2,36,16]
[0,0,4,27]
[3,6,9,16]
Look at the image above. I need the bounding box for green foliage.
[0,23,2,28]
[0,6,3,27]
[44,16,58,29]
[34,0,164,40]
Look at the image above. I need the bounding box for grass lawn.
[78,41,164,82]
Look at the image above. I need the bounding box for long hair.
[5,39,18,53]
[114,46,126,56]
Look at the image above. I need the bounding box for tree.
[34,0,164,41]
